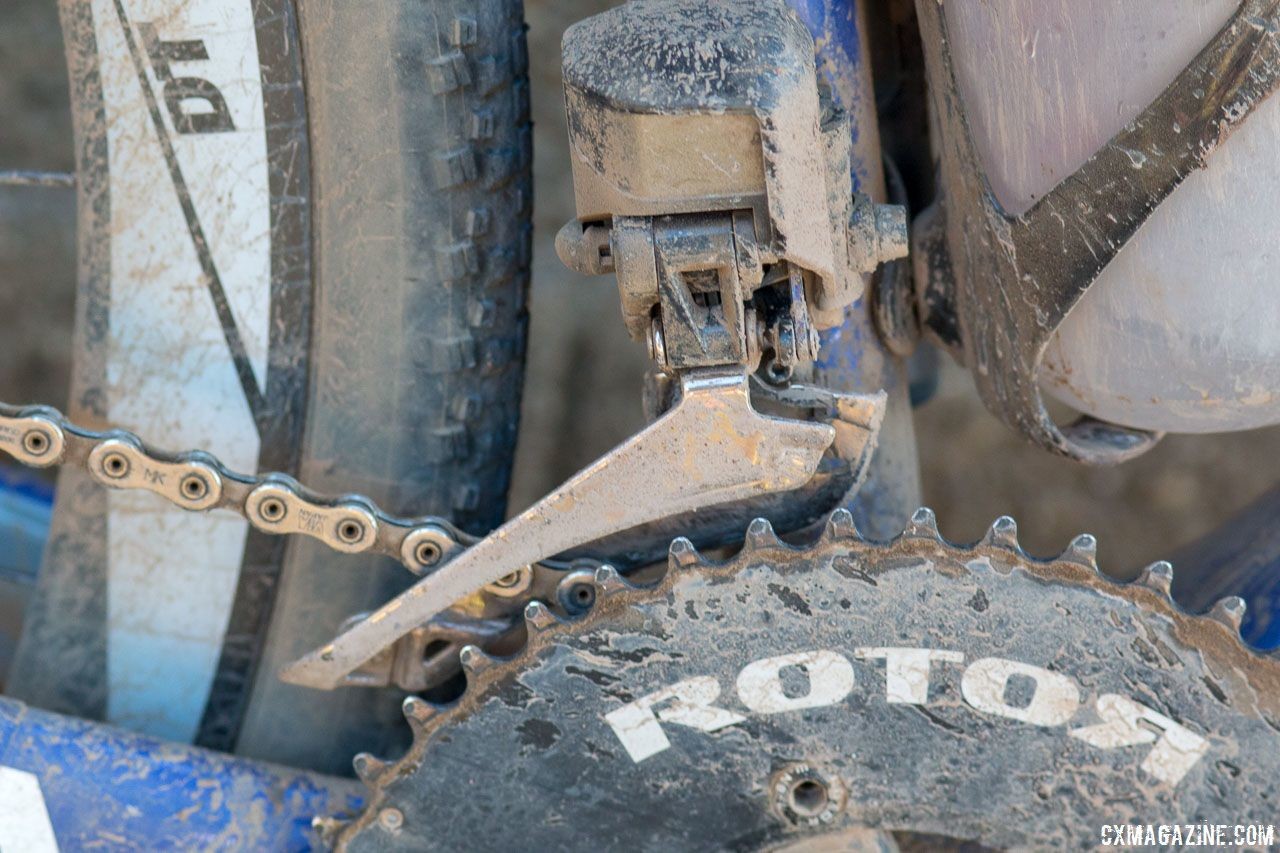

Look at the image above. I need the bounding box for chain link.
[0,401,467,574]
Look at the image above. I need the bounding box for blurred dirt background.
[0,0,77,408]
[2,0,1278,589]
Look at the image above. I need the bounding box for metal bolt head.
[485,565,533,598]
[873,202,909,264]
[770,763,846,827]
[561,582,596,614]
[378,808,404,832]
[787,779,828,818]
[763,359,793,386]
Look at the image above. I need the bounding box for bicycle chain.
[0,401,468,575]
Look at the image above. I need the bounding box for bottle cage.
[913,0,1280,464]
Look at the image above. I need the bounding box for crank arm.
[280,368,848,690]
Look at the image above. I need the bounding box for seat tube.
[786,0,922,539]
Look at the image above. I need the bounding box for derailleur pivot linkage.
[282,0,907,689]
[555,0,907,378]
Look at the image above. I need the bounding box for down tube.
[787,0,922,539]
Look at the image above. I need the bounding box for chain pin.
[415,540,443,567]
[259,497,287,522]
[337,518,366,545]
[22,429,51,457]
[101,451,130,479]
[180,474,210,502]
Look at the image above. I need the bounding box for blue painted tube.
[786,0,922,539]
[0,465,53,680]
[0,697,362,851]
[0,464,53,581]
[1170,486,1280,651]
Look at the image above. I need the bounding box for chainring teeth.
[336,508,1276,849]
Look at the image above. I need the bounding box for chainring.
[335,509,1280,850]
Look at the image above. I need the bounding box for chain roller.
[0,402,468,574]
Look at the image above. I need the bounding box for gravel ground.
[2,0,1276,587]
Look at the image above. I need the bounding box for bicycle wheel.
[9,0,531,775]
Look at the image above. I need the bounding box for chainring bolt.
[770,763,847,827]
[566,583,595,613]
[377,808,404,833]
[787,779,828,818]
